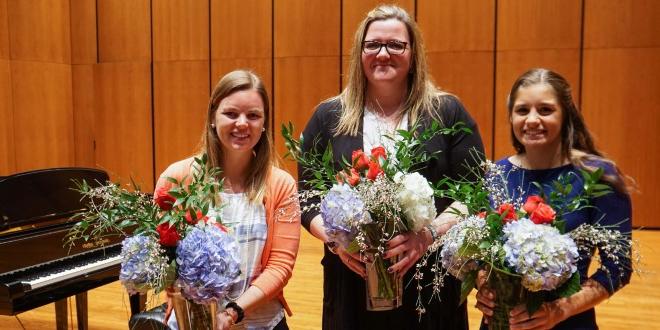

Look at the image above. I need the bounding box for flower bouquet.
[433,161,634,329]
[283,121,468,310]
[65,155,241,329]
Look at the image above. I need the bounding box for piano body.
[0,168,125,329]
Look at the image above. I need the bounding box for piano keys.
[0,167,125,329]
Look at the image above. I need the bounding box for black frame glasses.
[362,40,408,55]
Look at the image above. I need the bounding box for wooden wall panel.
[274,0,340,172]
[498,0,581,51]
[70,0,97,64]
[153,61,210,176]
[274,57,340,174]
[97,0,151,62]
[426,52,494,154]
[275,0,339,58]
[0,60,13,174]
[94,62,153,188]
[583,1,660,227]
[153,0,209,61]
[494,0,582,160]
[7,0,71,63]
[152,1,210,175]
[584,0,660,49]
[0,0,8,60]
[582,49,659,228]
[11,61,74,171]
[419,0,495,157]
[72,65,96,167]
[211,0,273,114]
[212,0,272,60]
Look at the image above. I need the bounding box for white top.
[168,192,283,330]
[363,108,409,161]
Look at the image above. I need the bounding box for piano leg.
[55,299,67,330]
[75,292,88,330]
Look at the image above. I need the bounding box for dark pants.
[272,317,288,330]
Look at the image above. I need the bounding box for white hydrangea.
[394,172,437,232]
[503,218,579,291]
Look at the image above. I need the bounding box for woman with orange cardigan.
[157,70,300,329]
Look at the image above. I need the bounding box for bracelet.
[325,241,338,254]
[425,224,438,244]
[225,301,244,323]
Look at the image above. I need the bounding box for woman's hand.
[474,270,495,324]
[164,288,175,322]
[383,230,432,276]
[335,245,366,278]
[216,310,237,330]
[508,301,565,330]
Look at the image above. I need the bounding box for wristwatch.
[225,301,244,323]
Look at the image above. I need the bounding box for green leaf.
[525,291,545,316]
[556,272,581,298]
[459,271,477,304]
[345,239,361,254]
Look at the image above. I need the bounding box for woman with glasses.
[298,5,484,329]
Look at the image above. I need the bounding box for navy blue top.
[492,157,633,329]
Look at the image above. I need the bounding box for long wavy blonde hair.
[334,5,448,136]
[199,70,274,203]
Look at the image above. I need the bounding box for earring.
[262,128,266,132]
[210,124,215,128]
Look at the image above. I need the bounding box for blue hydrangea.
[320,184,371,248]
[503,218,579,291]
[119,234,169,294]
[176,225,241,304]
[440,216,487,279]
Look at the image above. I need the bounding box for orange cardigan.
[155,157,301,316]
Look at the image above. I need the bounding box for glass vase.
[364,252,403,311]
[171,290,217,330]
[487,270,525,330]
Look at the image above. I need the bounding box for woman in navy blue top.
[475,68,633,329]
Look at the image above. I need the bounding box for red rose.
[351,149,369,171]
[154,185,176,211]
[530,203,556,224]
[477,211,487,218]
[336,168,360,186]
[156,223,180,247]
[523,195,545,214]
[366,161,383,181]
[185,209,208,225]
[370,146,387,161]
[347,168,360,186]
[496,203,518,223]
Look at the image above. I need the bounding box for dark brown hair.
[507,68,632,194]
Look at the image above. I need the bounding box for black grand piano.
[0,168,125,329]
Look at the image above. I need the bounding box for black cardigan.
[297,95,486,330]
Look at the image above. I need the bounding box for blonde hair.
[334,5,448,136]
[199,70,274,202]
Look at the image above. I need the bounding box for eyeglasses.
[362,40,408,55]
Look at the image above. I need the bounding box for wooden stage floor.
[1,230,658,329]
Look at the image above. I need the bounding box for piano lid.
[0,167,109,231]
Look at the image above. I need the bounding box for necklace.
[363,108,408,158]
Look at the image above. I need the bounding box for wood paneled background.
[0,0,658,227]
